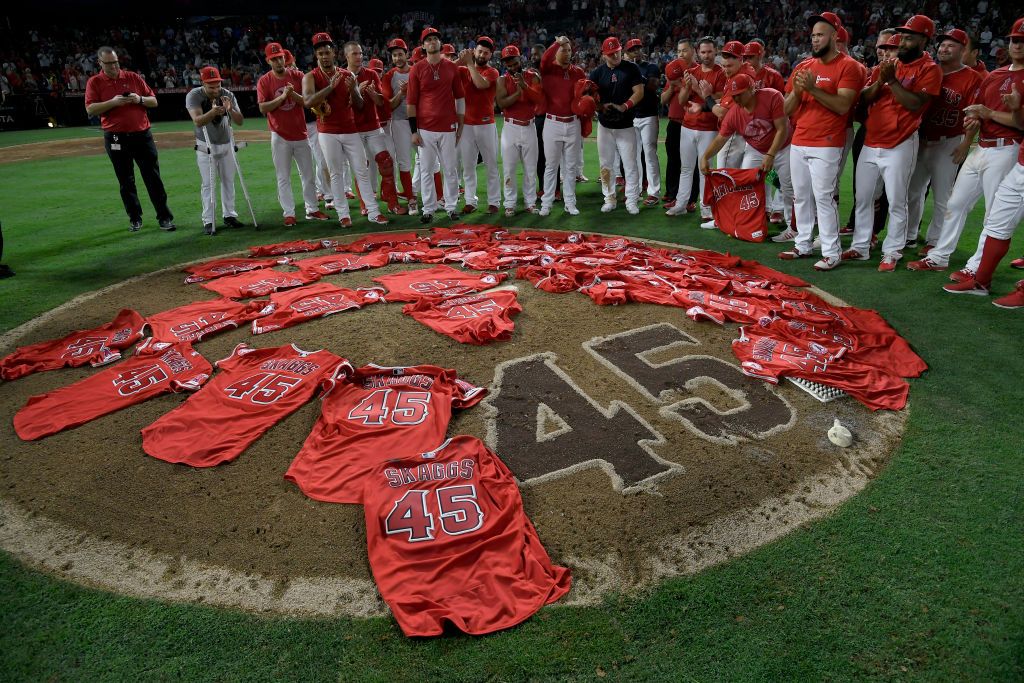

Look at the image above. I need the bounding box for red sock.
[399,171,414,200]
[975,236,1010,287]
[434,172,443,201]
[354,183,366,213]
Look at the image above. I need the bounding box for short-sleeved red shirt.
[257,69,308,141]
[683,64,727,131]
[459,65,499,124]
[406,57,465,132]
[84,69,154,132]
[352,67,385,132]
[310,66,357,134]
[540,41,586,118]
[864,54,942,148]
[920,66,984,140]
[975,66,1024,143]
[719,88,792,153]
[786,52,865,147]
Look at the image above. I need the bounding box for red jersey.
[731,327,909,411]
[363,435,571,637]
[183,257,287,283]
[84,69,154,132]
[540,41,586,118]
[1,309,145,381]
[199,268,320,298]
[407,58,465,132]
[920,66,984,140]
[293,251,390,276]
[248,239,325,257]
[285,364,486,504]
[719,88,791,153]
[704,168,768,243]
[864,54,942,148]
[402,289,522,344]
[971,60,989,78]
[678,289,777,325]
[374,265,506,302]
[500,69,544,121]
[380,66,410,121]
[343,231,423,253]
[144,298,267,343]
[751,65,785,92]
[376,241,447,264]
[310,66,357,134]
[976,66,1024,143]
[787,52,866,147]
[352,67,385,132]
[250,283,383,335]
[257,69,307,141]
[459,65,499,124]
[14,339,210,441]
[142,343,350,467]
[683,64,727,131]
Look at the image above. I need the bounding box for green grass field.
[0,120,1021,681]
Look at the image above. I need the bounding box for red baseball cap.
[420,26,441,43]
[895,15,935,39]
[836,27,850,44]
[808,11,842,31]
[572,94,597,118]
[602,36,622,55]
[665,58,688,81]
[283,49,295,66]
[936,28,969,46]
[726,73,753,94]
[721,40,745,57]
[264,42,286,60]
[625,38,643,51]
[501,45,521,60]
[883,33,903,48]
[387,38,408,52]
[742,41,764,56]
[368,58,384,72]
[200,66,222,83]
[312,32,333,48]
[1008,17,1024,38]
[442,43,456,55]
[412,46,425,63]
[476,36,495,51]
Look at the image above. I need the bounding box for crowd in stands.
[0,1,1013,99]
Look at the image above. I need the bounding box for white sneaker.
[665,204,687,216]
[626,203,639,215]
[812,237,821,249]
[601,201,616,213]
[539,206,551,217]
[771,228,797,242]
[700,219,718,230]
[407,200,419,215]
[814,256,840,271]
[564,206,580,216]
[700,208,712,220]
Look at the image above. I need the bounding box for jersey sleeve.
[838,60,866,91]
[453,66,466,99]
[84,75,101,106]
[917,64,942,96]
[406,64,420,107]
[452,376,487,408]
[718,105,739,137]
[767,89,785,120]
[256,75,271,103]
[133,72,155,97]
[214,342,253,371]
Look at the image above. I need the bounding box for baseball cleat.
[771,228,797,242]
[419,213,433,224]
[838,225,854,235]
[526,206,539,215]
[539,206,551,217]
[814,256,841,271]
[223,216,244,228]
[339,217,353,228]
[203,223,216,236]
[345,191,356,200]
[992,280,1024,309]
[600,201,617,213]
[841,249,869,261]
[918,244,934,256]
[643,195,660,207]
[325,199,336,210]
[486,205,499,214]
[576,174,589,183]
[906,258,946,272]
[129,219,142,232]
[663,200,676,209]
[878,254,899,272]
[949,268,976,283]
[316,192,325,202]
[158,218,176,231]
[306,210,330,221]
[369,214,390,226]
[504,208,516,218]
[447,210,459,221]
[461,204,476,214]
[686,201,698,213]
[943,278,989,295]
[768,211,784,223]
[360,207,369,216]
[779,249,813,260]
[700,219,717,229]
[388,204,409,216]
[665,204,687,216]
[626,203,640,215]
[1010,257,1024,270]
[564,206,580,216]
[283,216,297,227]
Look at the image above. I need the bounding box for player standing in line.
[257,42,329,226]
[344,41,406,217]
[407,26,466,224]
[496,45,544,217]
[457,37,501,215]
[903,29,983,264]
[844,15,942,272]
[539,35,585,217]
[302,31,389,228]
[743,39,788,224]
[590,37,644,214]
[661,41,694,209]
[287,49,333,210]
[907,18,1024,276]
[666,37,725,219]
[713,41,756,171]
[624,38,662,207]
[382,38,418,214]
[185,66,245,236]
[965,35,989,77]
[781,11,864,271]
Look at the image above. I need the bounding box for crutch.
[200,124,219,235]
[226,118,259,229]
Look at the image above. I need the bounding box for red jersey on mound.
[0,308,145,381]
[200,269,320,298]
[250,283,384,335]
[14,339,210,440]
[285,364,485,504]
[292,251,390,277]
[342,231,423,253]
[402,289,522,344]
[375,241,447,264]
[183,257,288,284]
[144,298,268,343]
[363,435,571,636]
[142,343,350,467]
[373,265,506,302]
[248,239,326,257]
[704,168,768,243]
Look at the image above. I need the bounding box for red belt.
[979,137,1019,148]
[504,117,533,126]
[546,113,576,123]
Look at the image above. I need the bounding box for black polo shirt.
[588,60,643,129]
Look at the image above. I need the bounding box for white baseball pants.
[195,142,237,225]
[318,131,381,220]
[835,126,854,197]
[541,118,581,211]
[501,120,539,210]
[906,135,963,246]
[271,132,318,218]
[789,144,843,259]
[675,127,716,215]
[361,127,395,200]
[460,123,501,208]
[306,122,331,199]
[390,119,413,173]
[743,145,794,219]
[980,161,1024,241]
[598,123,640,206]
[418,128,459,215]
[633,115,661,198]
[719,133,747,169]
[850,136,919,258]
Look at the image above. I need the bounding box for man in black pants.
[0,221,12,279]
[84,46,175,232]
[531,44,549,200]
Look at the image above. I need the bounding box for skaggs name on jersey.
[260,359,321,375]
[363,374,435,390]
[384,459,476,488]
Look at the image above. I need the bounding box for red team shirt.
[363,435,571,637]
[402,289,522,344]
[144,298,267,343]
[459,65,499,124]
[256,69,308,141]
[920,66,983,140]
[0,309,145,381]
[373,265,506,302]
[310,66,357,134]
[343,231,422,252]
[84,69,155,132]
[248,239,325,257]
[250,282,383,335]
[352,67,385,132]
[540,41,586,117]
[704,168,768,243]
[14,339,211,440]
[787,52,866,147]
[406,58,465,132]
[500,69,544,121]
[142,343,350,467]
[863,53,942,148]
[293,251,390,276]
[199,268,320,298]
[285,363,485,504]
[183,257,287,283]
[719,88,792,154]
[683,64,727,131]
[975,66,1024,144]
[751,65,785,92]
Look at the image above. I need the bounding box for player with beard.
[781,12,864,271]
[407,26,466,224]
[539,35,585,216]
[496,45,544,216]
[845,15,941,272]
[590,37,644,214]
[382,39,418,213]
[624,38,663,207]
[457,38,501,215]
[904,29,983,265]
[303,32,389,227]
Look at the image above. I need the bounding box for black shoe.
[447,210,459,221]
[0,264,14,279]
[420,212,433,224]
[223,216,244,228]
[204,223,216,236]
[129,219,142,232]
[158,218,176,231]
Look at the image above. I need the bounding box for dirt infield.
[0,130,272,165]
[0,235,905,616]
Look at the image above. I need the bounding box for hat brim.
[721,51,741,58]
[266,51,286,60]
[935,34,967,45]
[602,47,622,56]
[421,31,441,42]
[894,27,930,37]
[807,15,839,30]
